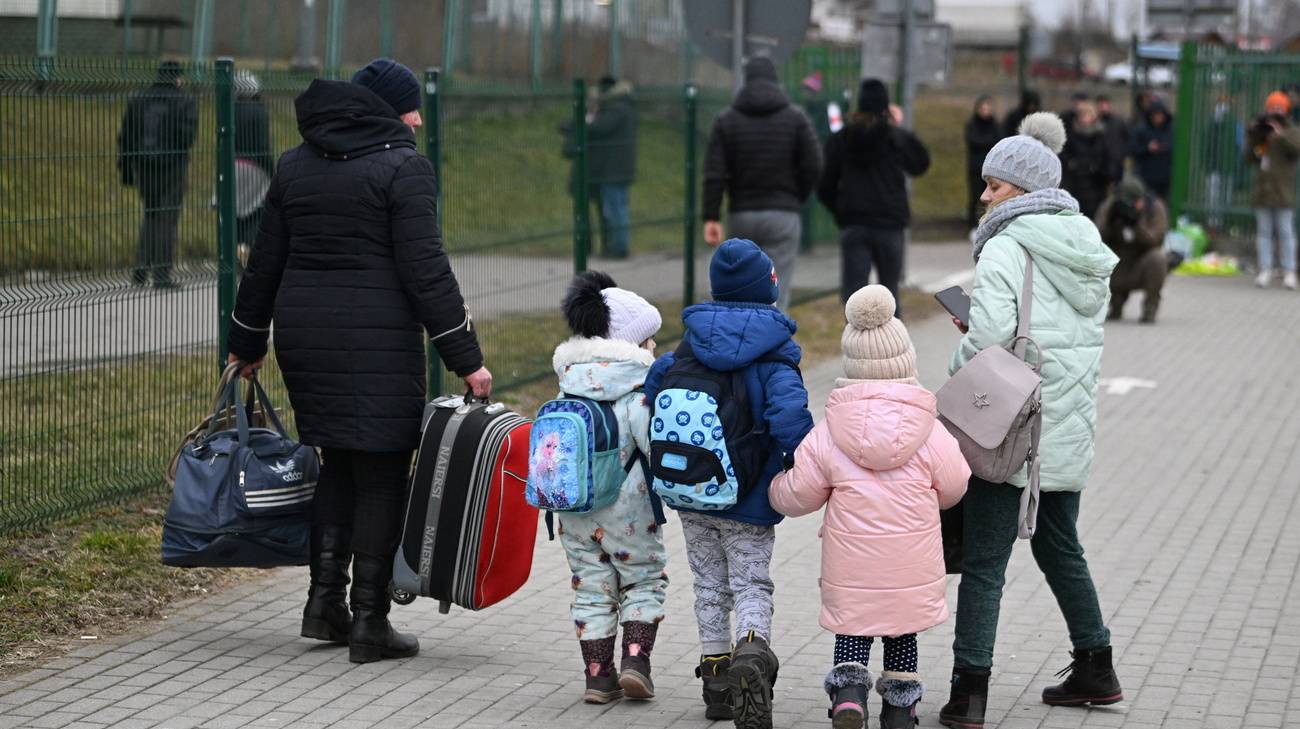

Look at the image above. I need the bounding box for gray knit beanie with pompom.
[838,285,918,387]
[981,112,1067,192]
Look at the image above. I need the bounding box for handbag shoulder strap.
[1012,247,1034,360]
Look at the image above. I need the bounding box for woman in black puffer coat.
[228,59,492,664]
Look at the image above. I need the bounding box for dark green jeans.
[953,478,1111,670]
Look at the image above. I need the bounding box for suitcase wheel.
[390,583,416,605]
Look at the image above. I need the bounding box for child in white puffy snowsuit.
[551,271,670,705]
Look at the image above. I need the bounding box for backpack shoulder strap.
[1012,247,1034,360]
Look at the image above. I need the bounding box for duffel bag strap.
[1012,248,1035,361]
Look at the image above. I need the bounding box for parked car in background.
[1103,61,1176,87]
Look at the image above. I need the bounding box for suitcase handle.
[463,388,490,405]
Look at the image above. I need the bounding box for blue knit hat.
[710,239,778,304]
[351,58,421,115]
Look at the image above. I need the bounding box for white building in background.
[935,0,1030,47]
[811,0,1030,47]
[0,0,120,16]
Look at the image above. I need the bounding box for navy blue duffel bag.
[162,369,319,568]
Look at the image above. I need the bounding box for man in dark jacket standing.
[817,79,930,309]
[964,96,1002,229]
[1131,100,1174,200]
[703,56,822,311]
[1095,94,1129,185]
[1002,88,1041,138]
[118,60,197,289]
[586,77,637,259]
[228,58,492,664]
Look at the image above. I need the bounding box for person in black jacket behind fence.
[817,79,930,312]
[227,58,493,665]
[118,60,197,289]
[964,95,1002,229]
[702,56,822,311]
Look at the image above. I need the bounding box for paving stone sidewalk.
[4,273,1299,729]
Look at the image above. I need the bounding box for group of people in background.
[704,57,932,314]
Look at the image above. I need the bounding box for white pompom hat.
[838,285,918,386]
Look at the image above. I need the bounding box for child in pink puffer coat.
[770,285,970,729]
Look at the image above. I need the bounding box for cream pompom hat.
[837,285,918,387]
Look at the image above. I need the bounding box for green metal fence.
[1,54,846,534]
[1171,43,1300,252]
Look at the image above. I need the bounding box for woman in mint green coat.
[938,113,1124,729]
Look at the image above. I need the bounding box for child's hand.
[951,317,969,334]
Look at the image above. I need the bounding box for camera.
[1255,113,1286,136]
[1111,199,1140,225]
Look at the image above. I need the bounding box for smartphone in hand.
[934,286,971,328]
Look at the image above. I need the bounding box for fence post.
[425,68,444,399]
[123,0,135,60]
[1016,24,1028,99]
[608,0,621,78]
[683,83,698,310]
[191,0,214,69]
[572,79,589,274]
[379,0,394,57]
[442,0,458,83]
[529,0,543,91]
[216,58,238,371]
[325,0,346,78]
[1169,41,1198,224]
[36,0,57,78]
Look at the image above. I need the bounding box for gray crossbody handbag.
[937,248,1042,539]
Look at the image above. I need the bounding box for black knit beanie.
[858,78,889,114]
[350,58,421,115]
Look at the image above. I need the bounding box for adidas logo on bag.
[270,460,304,483]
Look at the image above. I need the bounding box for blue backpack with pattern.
[649,341,797,511]
[527,396,626,515]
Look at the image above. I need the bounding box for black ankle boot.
[824,662,871,729]
[619,621,657,700]
[939,667,990,729]
[695,653,733,721]
[301,525,352,644]
[1042,646,1123,706]
[877,671,922,729]
[730,632,779,729]
[347,554,419,663]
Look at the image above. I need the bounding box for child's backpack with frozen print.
[527,395,635,516]
[649,341,798,511]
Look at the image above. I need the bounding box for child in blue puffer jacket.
[643,238,814,727]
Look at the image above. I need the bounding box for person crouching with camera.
[1094,176,1169,323]
[1247,91,1300,289]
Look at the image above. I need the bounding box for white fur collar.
[552,336,655,371]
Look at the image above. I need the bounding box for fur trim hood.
[552,336,655,401]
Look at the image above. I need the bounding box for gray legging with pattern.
[678,510,776,655]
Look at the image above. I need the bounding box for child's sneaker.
[696,654,734,720]
[729,632,779,729]
[825,662,871,729]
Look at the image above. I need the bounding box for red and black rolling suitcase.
[391,394,536,613]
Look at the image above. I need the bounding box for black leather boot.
[300,525,352,644]
[938,667,990,729]
[729,632,780,729]
[695,654,733,721]
[348,554,419,663]
[1041,646,1123,706]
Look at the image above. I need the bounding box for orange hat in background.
[1266,90,1292,114]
